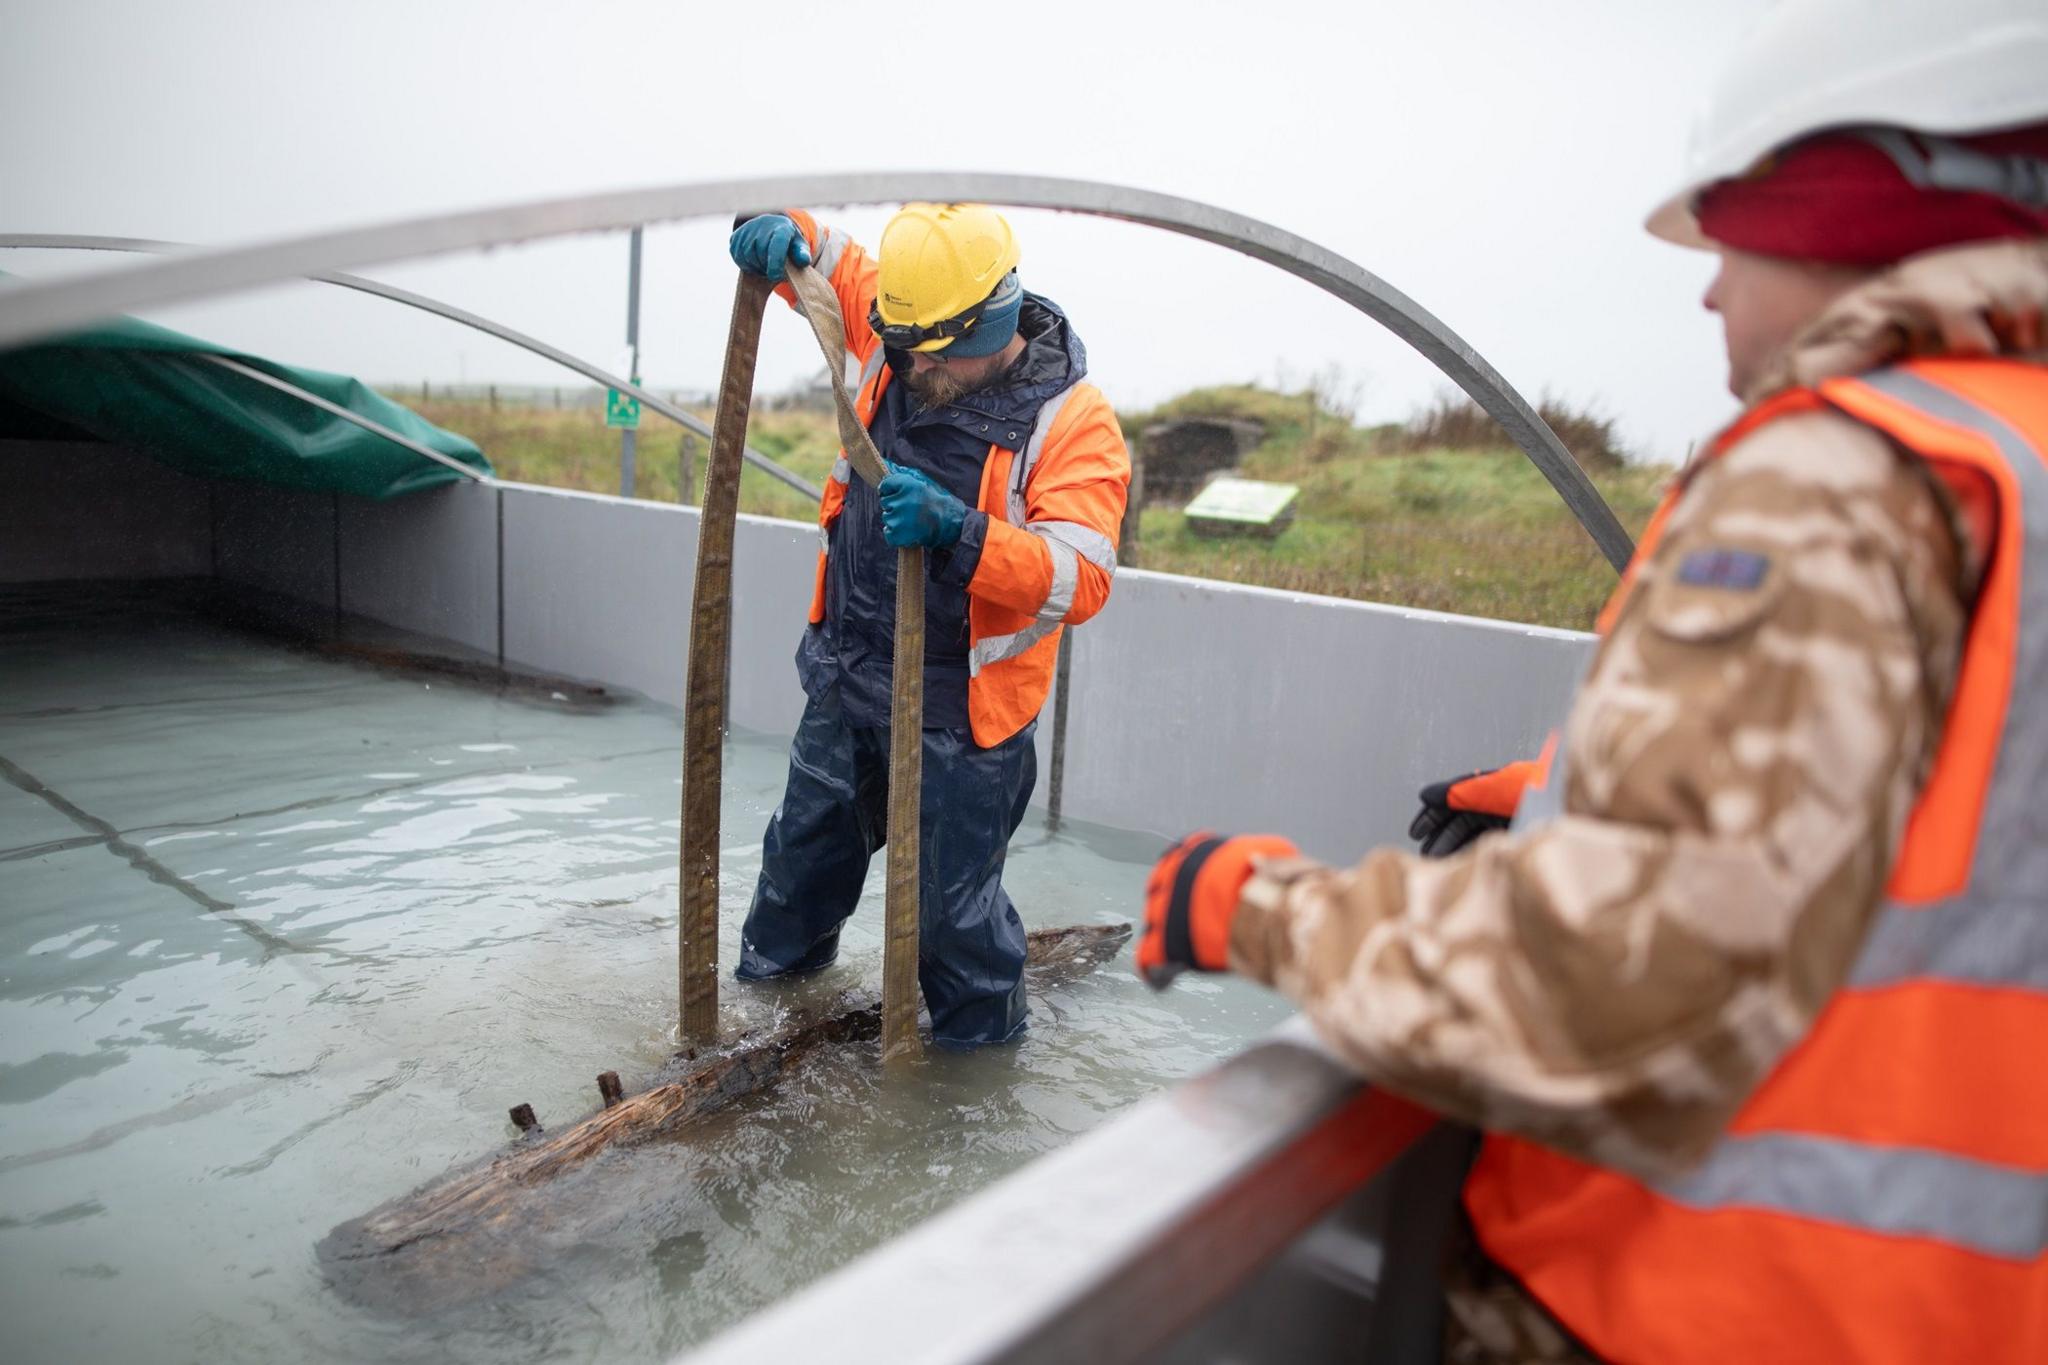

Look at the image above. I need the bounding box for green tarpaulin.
[0,310,489,499]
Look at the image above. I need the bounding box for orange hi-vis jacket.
[775,210,1131,749]
[1464,357,2048,1363]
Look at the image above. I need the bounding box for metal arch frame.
[0,174,1634,570]
[0,233,822,502]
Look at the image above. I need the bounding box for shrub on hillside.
[1403,391,1629,472]
[1120,381,1377,468]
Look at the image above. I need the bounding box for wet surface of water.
[0,584,1294,1363]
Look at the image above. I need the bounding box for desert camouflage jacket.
[1224,240,2048,1361]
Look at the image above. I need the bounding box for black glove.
[1408,768,1523,858]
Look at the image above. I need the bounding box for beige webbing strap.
[784,266,891,488]
[784,264,925,1061]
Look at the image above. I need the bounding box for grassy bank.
[397,386,1668,632]
[1116,385,1665,628]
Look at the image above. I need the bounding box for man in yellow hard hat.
[726,203,1130,1047]
[1137,0,2048,1358]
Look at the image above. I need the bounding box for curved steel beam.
[0,175,1633,569]
[0,233,821,502]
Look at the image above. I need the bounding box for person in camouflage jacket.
[1138,49,2048,1365]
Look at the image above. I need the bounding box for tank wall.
[337,481,500,657]
[497,484,698,707]
[23,455,1594,860]
[212,480,337,615]
[1063,572,1589,856]
[0,441,212,583]
[200,476,818,730]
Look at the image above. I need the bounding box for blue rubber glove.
[728,215,812,282]
[878,463,968,549]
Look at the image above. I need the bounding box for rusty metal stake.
[675,262,924,1059]
[677,271,773,1048]
[881,547,925,1058]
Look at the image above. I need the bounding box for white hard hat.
[1648,0,2048,248]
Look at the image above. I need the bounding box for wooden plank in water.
[318,923,1130,1315]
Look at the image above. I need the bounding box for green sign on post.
[605,380,641,430]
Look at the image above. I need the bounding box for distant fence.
[386,375,832,414]
[386,382,713,412]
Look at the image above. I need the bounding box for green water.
[0,584,1293,1363]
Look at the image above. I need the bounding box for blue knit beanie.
[937,270,1023,359]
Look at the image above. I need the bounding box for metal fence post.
[1047,631,1074,831]
[620,226,643,498]
[1119,442,1145,568]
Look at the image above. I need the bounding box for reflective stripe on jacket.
[778,209,1131,747]
[1465,357,2048,1365]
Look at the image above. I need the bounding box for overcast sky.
[1,0,1777,463]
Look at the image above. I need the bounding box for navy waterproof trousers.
[737,685,1036,1048]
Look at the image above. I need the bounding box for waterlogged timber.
[319,924,1130,1314]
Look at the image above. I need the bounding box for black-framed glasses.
[867,288,995,352]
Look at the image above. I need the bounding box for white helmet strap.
[1854,128,2048,210]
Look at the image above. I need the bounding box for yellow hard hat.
[874,203,1023,353]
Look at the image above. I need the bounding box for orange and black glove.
[1137,831,1301,989]
[1407,760,1539,858]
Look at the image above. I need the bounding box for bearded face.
[898,341,1023,410]
[900,361,981,409]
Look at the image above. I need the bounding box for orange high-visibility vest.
[775,211,1131,749]
[1464,358,2048,1364]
